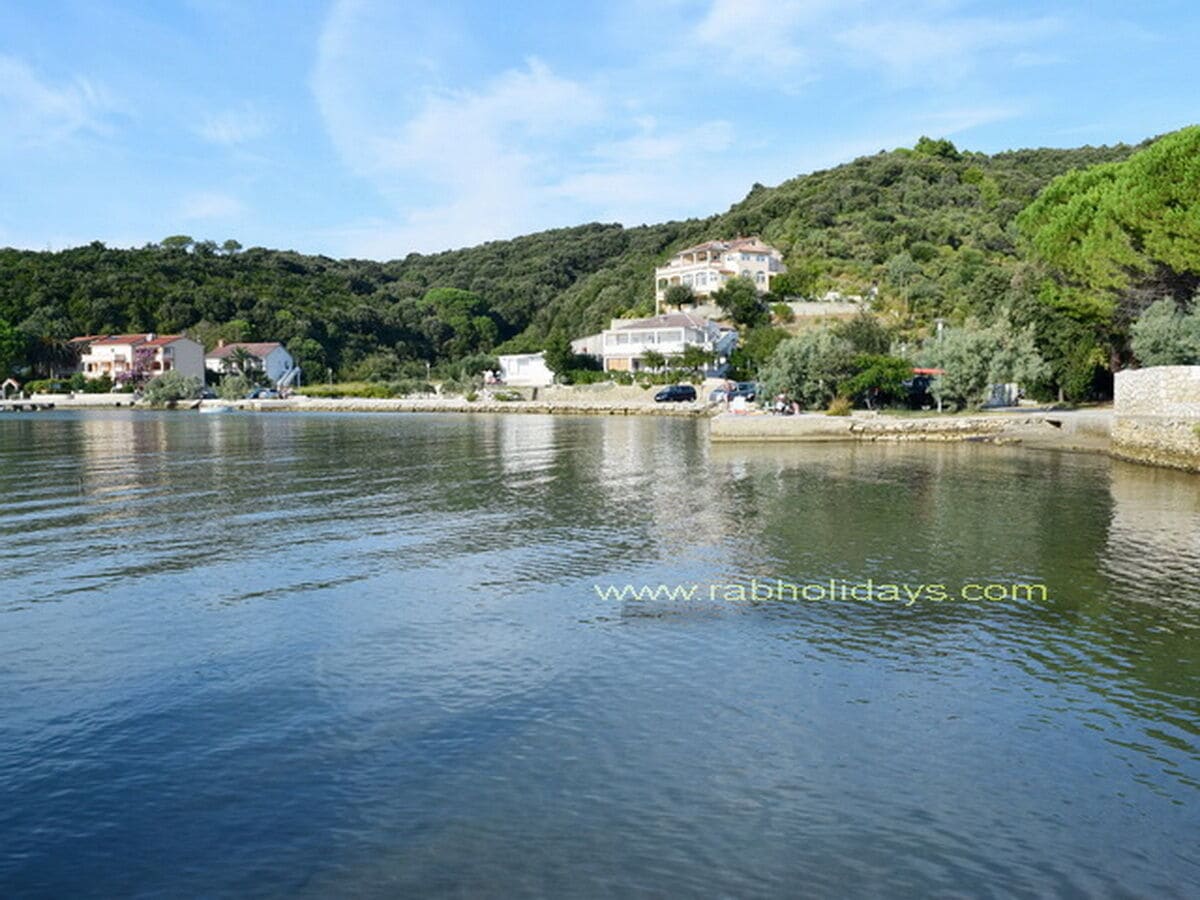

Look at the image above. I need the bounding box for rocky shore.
[208,395,711,417]
[710,409,1115,455]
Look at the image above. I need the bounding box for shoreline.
[710,408,1114,451]
[11,394,1199,473]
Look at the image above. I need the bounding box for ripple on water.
[1,412,1198,897]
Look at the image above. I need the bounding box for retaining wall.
[1112,367,1200,473]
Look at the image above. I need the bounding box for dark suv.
[654,385,697,403]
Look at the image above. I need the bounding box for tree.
[1018,127,1200,333]
[641,349,666,371]
[770,302,794,323]
[218,373,253,400]
[221,239,243,254]
[727,326,787,380]
[677,344,715,377]
[225,345,256,376]
[843,355,913,409]
[0,319,27,376]
[160,235,194,251]
[834,311,893,355]
[542,332,575,377]
[758,329,856,409]
[913,136,961,161]
[663,284,695,310]
[1130,298,1200,366]
[712,276,767,327]
[920,316,1049,409]
[142,371,202,406]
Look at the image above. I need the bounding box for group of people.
[771,392,801,415]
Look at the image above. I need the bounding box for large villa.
[573,312,737,375]
[499,236,782,385]
[654,236,786,313]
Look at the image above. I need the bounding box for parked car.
[654,384,697,403]
[708,381,758,403]
[246,387,280,400]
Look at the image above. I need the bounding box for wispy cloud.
[837,15,1063,80]
[0,54,116,148]
[196,103,269,145]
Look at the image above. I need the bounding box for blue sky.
[1,0,1196,259]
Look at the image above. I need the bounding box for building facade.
[584,312,737,375]
[77,334,205,383]
[497,352,555,387]
[654,236,786,312]
[205,341,297,385]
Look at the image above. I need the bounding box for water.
[1,410,1198,897]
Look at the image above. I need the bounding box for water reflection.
[1,411,1198,896]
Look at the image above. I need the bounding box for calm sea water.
[1,410,1198,897]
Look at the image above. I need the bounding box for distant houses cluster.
[67,334,299,388]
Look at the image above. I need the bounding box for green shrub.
[491,389,524,401]
[826,396,853,416]
[437,378,474,397]
[218,373,253,400]
[464,390,478,402]
[387,379,434,397]
[142,371,202,406]
[302,381,393,398]
[771,302,795,323]
[81,374,114,393]
[25,379,69,394]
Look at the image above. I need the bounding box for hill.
[0,134,1177,395]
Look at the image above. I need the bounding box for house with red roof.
[76,333,205,384]
[204,341,297,386]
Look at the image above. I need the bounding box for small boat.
[198,404,236,414]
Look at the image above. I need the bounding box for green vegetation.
[1128,299,1200,366]
[918,317,1048,409]
[302,380,435,399]
[3,128,1197,403]
[217,373,254,400]
[142,371,202,406]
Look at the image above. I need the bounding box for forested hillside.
[4,128,1197,398]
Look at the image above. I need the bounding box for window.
[741,270,751,278]
[756,272,766,284]
[683,274,692,285]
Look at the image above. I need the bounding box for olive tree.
[1130,298,1200,366]
[758,329,855,409]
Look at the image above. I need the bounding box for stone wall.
[1112,367,1200,472]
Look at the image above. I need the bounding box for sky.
[0,0,1197,260]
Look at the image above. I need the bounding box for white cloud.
[838,16,1062,79]
[178,191,244,220]
[196,103,269,145]
[307,0,1065,259]
[0,54,115,148]
[689,0,845,72]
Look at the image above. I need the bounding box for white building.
[497,352,555,387]
[77,334,205,383]
[654,236,786,312]
[205,341,298,386]
[577,312,737,375]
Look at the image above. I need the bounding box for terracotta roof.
[205,341,284,360]
[90,333,150,346]
[142,335,189,348]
